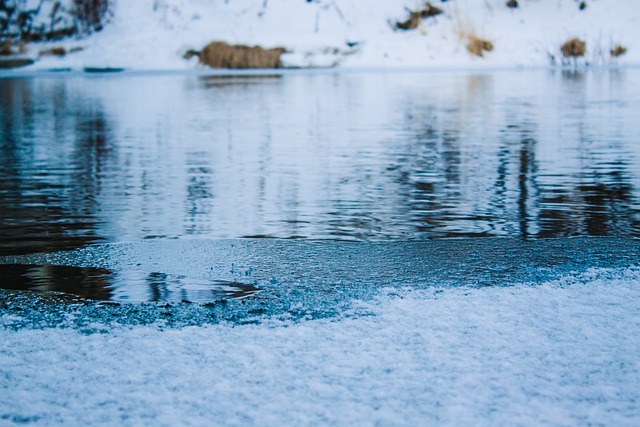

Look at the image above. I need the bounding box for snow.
[2,268,640,425]
[20,0,640,71]
[2,3,640,425]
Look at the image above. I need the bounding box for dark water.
[1,69,639,257]
[0,264,258,302]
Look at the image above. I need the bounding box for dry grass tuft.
[198,42,285,69]
[467,35,494,57]
[610,45,627,58]
[396,3,443,30]
[39,47,67,57]
[73,0,112,33]
[561,38,586,58]
[420,3,444,19]
[183,49,200,60]
[396,12,422,30]
[0,40,14,56]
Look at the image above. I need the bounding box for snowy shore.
[2,239,640,425]
[2,268,640,425]
[11,0,640,72]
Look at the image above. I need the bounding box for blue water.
[1,68,640,309]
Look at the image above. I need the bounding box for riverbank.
[3,0,639,72]
[2,267,640,425]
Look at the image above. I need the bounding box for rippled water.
[1,69,640,257]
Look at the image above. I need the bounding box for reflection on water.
[0,264,259,302]
[1,69,639,255]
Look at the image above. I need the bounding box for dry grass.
[0,41,13,56]
[610,45,627,58]
[0,58,34,68]
[198,42,286,69]
[183,49,199,60]
[396,12,422,30]
[561,38,586,58]
[396,3,443,30]
[467,35,494,57]
[420,3,444,19]
[39,47,67,57]
[450,6,493,59]
[73,0,112,33]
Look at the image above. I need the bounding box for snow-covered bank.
[20,0,640,71]
[2,268,640,425]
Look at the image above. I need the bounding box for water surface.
[1,69,639,257]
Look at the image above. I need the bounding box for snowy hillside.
[9,0,639,70]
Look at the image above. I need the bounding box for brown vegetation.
[561,38,586,58]
[198,42,286,69]
[397,12,422,30]
[421,3,444,19]
[1,0,109,44]
[0,58,35,68]
[39,47,67,57]
[396,3,443,30]
[610,45,627,58]
[0,41,14,56]
[73,0,112,33]
[467,35,494,57]
[183,49,200,60]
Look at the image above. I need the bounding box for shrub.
[420,3,443,19]
[561,38,586,58]
[396,3,443,31]
[0,39,13,55]
[396,12,421,30]
[72,0,111,33]
[610,45,627,58]
[0,0,112,44]
[467,35,493,57]
[39,46,66,56]
[198,41,286,69]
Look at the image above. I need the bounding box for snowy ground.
[2,268,640,425]
[17,0,640,71]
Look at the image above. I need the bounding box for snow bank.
[24,0,640,71]
[2,268,640,425]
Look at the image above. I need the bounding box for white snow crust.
[2,268,640,425]
[24,0,640,71]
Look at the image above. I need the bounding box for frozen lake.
[1,69,640,425]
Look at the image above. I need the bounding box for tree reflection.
[0,264,113,300]
[538,170,638,237]
[0,79,112,255]
[392,72,639,238]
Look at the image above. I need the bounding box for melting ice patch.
[1,267,640,426]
